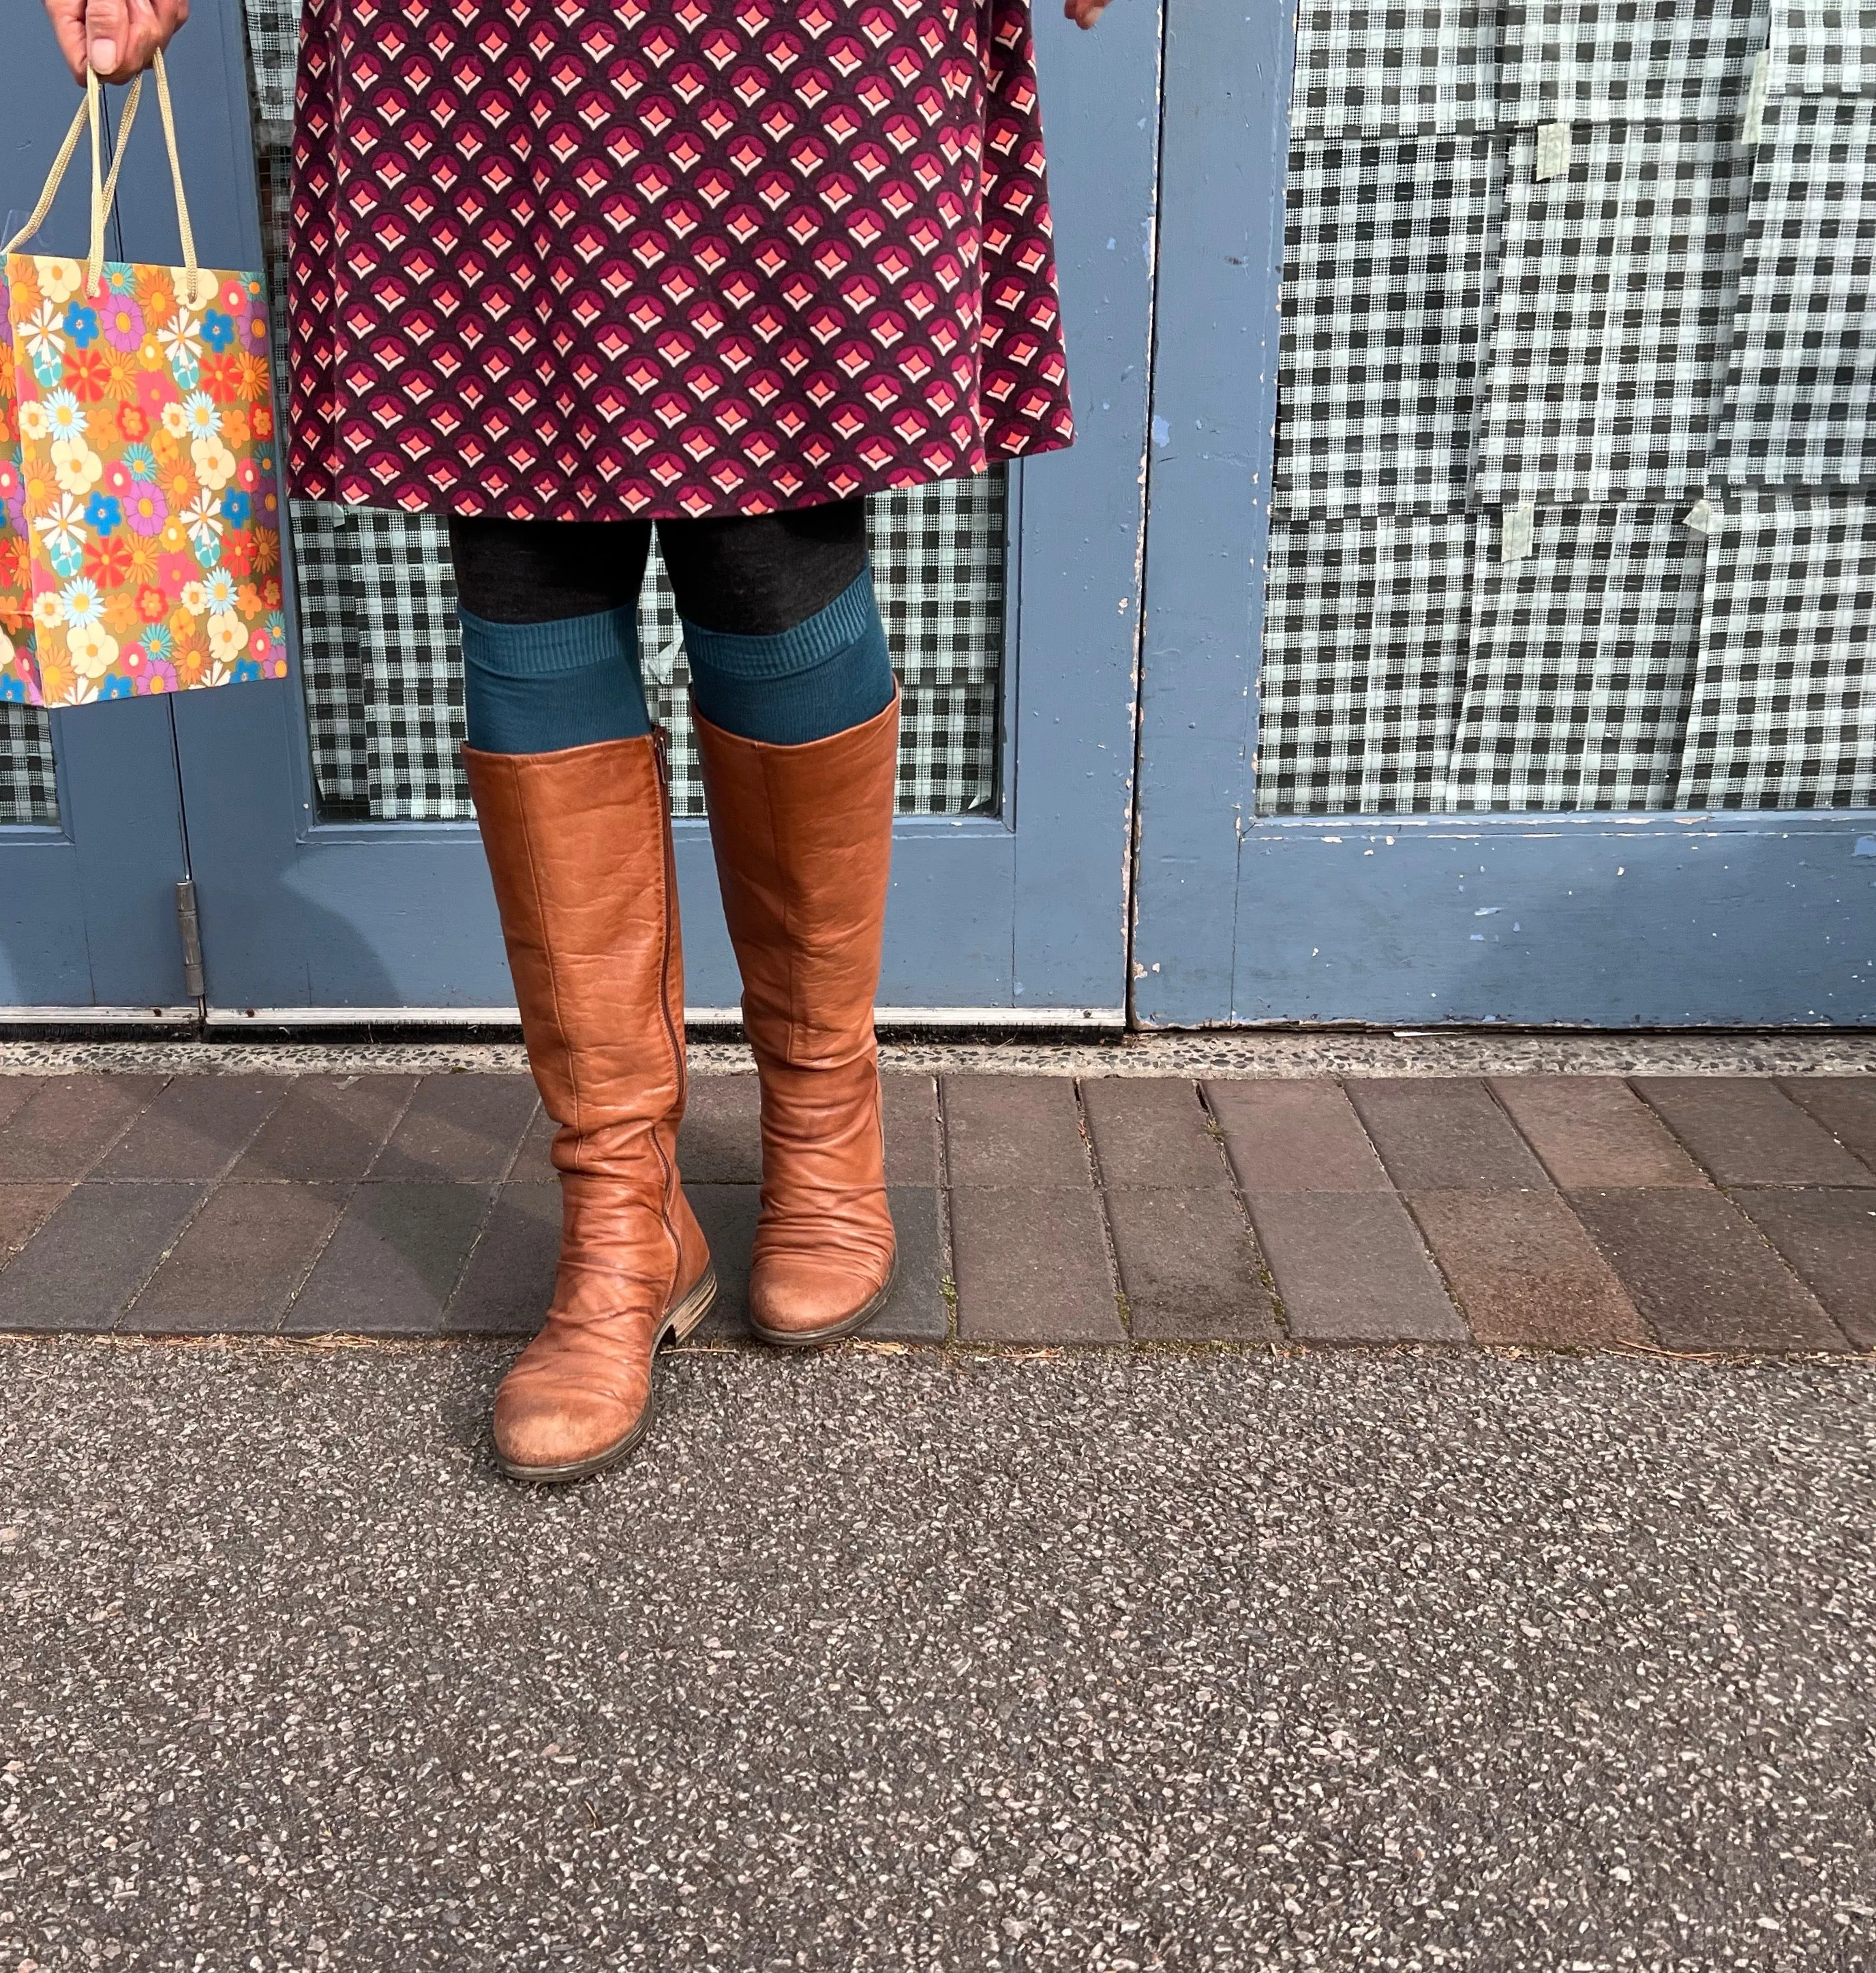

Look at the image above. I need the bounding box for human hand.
[1063,0,1115,27]
[42,0,190,87]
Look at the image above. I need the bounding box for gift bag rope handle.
[3,51,211,310]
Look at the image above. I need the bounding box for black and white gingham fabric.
[896,686,999,813]
[241,0,299,129]
[1275,137,1503,519]
[347,512,469,822]
[1767,0,1876,95]
[0,704,57,826]
[1675,492,1876,806]
[1474,123,1754,508]
[1714,95,1876,487]
[870,477,1007,689]
[1255,514,1477,814]
[288,503,369,812]
[1441,507,1704,809]
[1290,0,1496,137]
[1498,0,1769,127]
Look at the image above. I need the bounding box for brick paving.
[0,1069,1870,1353]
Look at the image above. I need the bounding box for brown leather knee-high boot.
[462,734,714,1481]
[692,693,899,1345]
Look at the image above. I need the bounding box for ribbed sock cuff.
[458,603,652,753]
[680,569,879,678]
[683,571,895,746]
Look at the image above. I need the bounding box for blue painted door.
[78,0,1156,1023]
[0,73,196,1014]
[1134,0,1876,1029]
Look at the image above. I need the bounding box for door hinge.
[175,879,207,1001]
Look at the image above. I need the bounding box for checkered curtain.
[0,705,57,826]
[239,0,1005,825]
[1263,0,1876,813]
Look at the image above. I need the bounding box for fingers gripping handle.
[3,51,208,308]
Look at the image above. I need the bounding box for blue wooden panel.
[52,699,194,1004]
[1232,815,1876,1027]
[138,0,1145,1015]
[1132,0,1294,1025]
[0,835,91,1005]
[1010,0,1162,1013]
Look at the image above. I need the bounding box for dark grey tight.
[447,500,869,633]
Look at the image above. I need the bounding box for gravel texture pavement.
[1,1340,1873,1971]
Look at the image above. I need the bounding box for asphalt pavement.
[2,1339,1873,1971]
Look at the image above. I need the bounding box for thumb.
[84,0,130,75]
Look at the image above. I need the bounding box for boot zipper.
[651,725,686,1286]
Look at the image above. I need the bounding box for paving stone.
[1778,1079,1876,1177]
[1489,1076,1707,1190]
[0,1183,205,1333]
[952,1186,1123,1343]
[128,1182,348,1335]
[688,1186,763,1342]
[0,1075,166,1181]
[1569,1188,1846,1353]
[943,1076,1090,1190]
[882,1074,939,1186]
[93,1076,290,1183]
[509,1105,560,1184]
[1345,1079,1551,1192]
[1245,1191,1467,1344]
[679,1076,761,1184]
[446,1183,560,1337]
[369,1075,539,1182]
[1632,1078,1874,1189]
[0,1184,72,1265]
[1081,1079,1230,1190]
[1204,1079,1391,1194]
[1729,1189,1876,1351]
[1406,1190,1646,1349]
[285,1184,494,1335]
[1102,1188,1277,1342]
[866,1188,948,1342]
[0,1080,44,1132]
[230,1076,417,1183]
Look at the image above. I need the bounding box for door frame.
[113,0,1158,1024]
[1131,0,1876,1029]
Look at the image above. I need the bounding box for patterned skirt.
[284,0,1074,521]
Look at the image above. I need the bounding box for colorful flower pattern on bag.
[0,254,285,708]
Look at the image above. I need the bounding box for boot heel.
[665,1263,718,1345]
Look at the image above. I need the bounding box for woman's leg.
[449,516,715,1483]
[661,500,901,1345]
[449,516,655,752]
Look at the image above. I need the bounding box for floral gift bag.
[0,56,286,709]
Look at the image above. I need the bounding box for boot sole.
[494,1263,719,1486]
[749,1250,898,1350]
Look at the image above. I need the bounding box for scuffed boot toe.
[749,1248,896,1346]
[493,1379,650,1482]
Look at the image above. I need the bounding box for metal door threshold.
[200,1006,1128,1031]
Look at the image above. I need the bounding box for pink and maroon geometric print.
[285,0,1075,520]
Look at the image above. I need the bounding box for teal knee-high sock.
[459,603,652,754]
